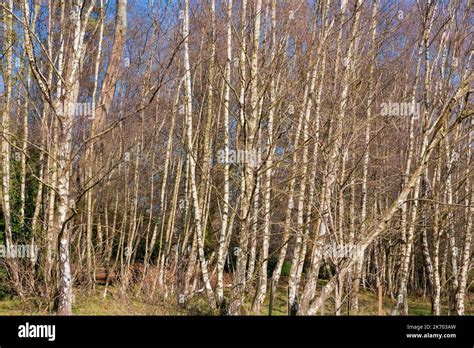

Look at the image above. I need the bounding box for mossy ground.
[0,281,471,315]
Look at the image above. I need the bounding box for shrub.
[267,256,291,277]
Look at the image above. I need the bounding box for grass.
[0,298,26,315]
[1,281,471,316]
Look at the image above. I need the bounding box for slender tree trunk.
[183,0,216,311]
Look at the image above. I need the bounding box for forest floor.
[1,280,472,316]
